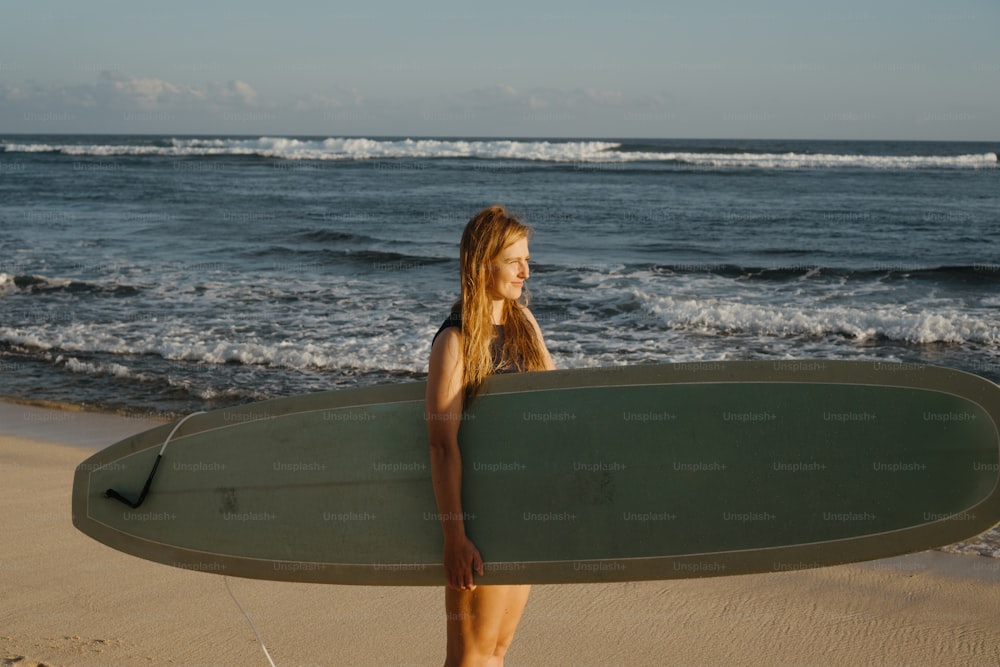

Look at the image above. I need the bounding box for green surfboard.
[72,361,1000,584]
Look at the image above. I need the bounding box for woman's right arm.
[426,327,483,590]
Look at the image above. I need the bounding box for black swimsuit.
[433,312,518,374]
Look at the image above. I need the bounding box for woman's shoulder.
[428,316,462,380]
[519,304,540,323]
[519,305,544,333]
[432,311,463,345]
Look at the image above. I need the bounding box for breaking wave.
[2,136,996,169]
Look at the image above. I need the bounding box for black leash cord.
[103,411,206,509]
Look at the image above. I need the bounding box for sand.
[1,400,999,667]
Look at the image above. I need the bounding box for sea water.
[1,135,997,417]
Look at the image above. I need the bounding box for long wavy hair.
[456,205,548,403]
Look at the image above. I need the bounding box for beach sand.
[2,401,999,667]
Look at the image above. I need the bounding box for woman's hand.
[444,535,484,591]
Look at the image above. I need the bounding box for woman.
[426,205,555,666]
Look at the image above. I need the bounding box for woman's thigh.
[446,584,531,657]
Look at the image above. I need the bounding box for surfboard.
[72,361,1000,585]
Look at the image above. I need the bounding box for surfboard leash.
[100,411,279,665]
[225,575,278,667]
[103,410,206,509]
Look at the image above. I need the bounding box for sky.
[1,0,997,140]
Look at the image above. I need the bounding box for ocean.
[1,135,998,420]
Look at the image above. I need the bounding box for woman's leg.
[444,584,531,666]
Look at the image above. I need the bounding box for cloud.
[295,95,343,112]
[0,71,272,132]
[528,95,549,110]
[0,84,34,103]
[211,79,257,106]
[293,86,364,112]
[99,71,203,109]
[399,84,678,136]
[458,85,626,113]
[585,88,624,105]
[0,69,674,136]
[96,71,261,111]
[1,71,259,114]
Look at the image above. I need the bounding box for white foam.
[624,150,999,169]
[0,274,78,293]
[60,356,150,381]
[639,294,1000,345]
[0,137,619,163]
[2,138,996,169]
[0,317,432,376]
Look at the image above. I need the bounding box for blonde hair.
[457,205,548,402]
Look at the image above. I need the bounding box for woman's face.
[488,237,530,302]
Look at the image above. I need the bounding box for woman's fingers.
[445,538,483,590]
